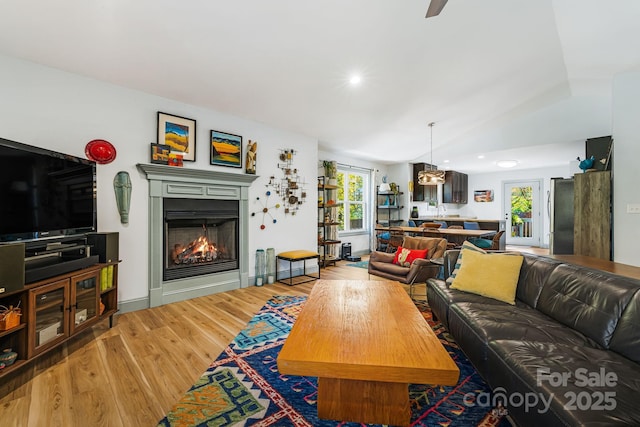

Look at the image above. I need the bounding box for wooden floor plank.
[0,250,546,425]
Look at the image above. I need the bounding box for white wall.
[0,54,318,307]
[612,72,640,266]
[458,164,577,247]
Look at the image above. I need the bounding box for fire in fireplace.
[171,227,220,265]
[164,198,239,281]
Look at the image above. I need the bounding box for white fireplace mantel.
[137,164,258,307]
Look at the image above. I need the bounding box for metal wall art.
[267,149,307,215]
[251,191,280,230]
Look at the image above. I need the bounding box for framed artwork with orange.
[157,112,196,162]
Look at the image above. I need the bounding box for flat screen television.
[0,137,97,244]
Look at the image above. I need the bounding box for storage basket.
[0,305,22,330]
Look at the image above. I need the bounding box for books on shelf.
[100,265,115,291]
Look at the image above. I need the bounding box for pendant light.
[418,122,446,185]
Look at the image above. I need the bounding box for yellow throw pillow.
[445,240,486,284]
[450,249,524,305]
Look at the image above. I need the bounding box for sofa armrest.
[407,258,441,284]
[369,250,395,264]
[443,250,461,279]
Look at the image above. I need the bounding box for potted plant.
[323,160,337,185]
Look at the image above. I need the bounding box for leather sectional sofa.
[427,249,640,426]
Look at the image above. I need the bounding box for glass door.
[70,269,100,335]
[29,279,69,357]
[503,180,542,246]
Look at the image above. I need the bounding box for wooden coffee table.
[277,280,459,426]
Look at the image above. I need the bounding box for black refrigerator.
[548,177,574,254]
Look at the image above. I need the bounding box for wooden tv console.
[0,261,118,378]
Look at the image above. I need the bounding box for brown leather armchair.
[368,236,448,284]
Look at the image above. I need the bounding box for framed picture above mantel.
[210,130,242,168]
[157,112,196,162]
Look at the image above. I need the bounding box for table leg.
[317,377,410,426]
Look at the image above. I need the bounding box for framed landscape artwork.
[474,189,494,202]
[210,130,242,168]
[157,112,196,162]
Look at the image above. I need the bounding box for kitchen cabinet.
[412,163,437,203]
[574,171,611,260]
[443,171,468,204]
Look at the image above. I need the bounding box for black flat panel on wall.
[586,136,613,171]
[0,243,25,294]
[87,232,119,263]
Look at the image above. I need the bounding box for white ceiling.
[1,0,639,173]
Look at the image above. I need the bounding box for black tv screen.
[0,137,97,243]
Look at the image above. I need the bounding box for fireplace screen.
[164,198,239,281]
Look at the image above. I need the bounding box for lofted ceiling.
[0,0,639,173]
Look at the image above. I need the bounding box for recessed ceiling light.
[443,159,450,163]
[497,160,519,168]
[478,155,485,159]
[349,74,362,86]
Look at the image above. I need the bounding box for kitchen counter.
[417,216,499,222]
[412,218,507,249]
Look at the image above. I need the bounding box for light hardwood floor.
[1,246,547,426]
[0,260,380,427]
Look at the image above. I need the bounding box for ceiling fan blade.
[426,0,448,18]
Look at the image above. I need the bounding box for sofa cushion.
[427,279,505,330]
[485,340,640,427]
[450,250,524,305]
[448,302,599,377]
[516,255,562,308]
[369,260,409,276]
[537,263,640,348]
[402,235,447,259]
[392,246,427,267]
[609,289,640,363]
[445,241,486,284]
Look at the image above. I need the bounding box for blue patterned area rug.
[346,260,369,269]
[157,296,508,427]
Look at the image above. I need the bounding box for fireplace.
[164,198,239,281]
[137,164,258,308]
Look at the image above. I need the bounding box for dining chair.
[420,222,442,228]
[386,227,405,253]
[376,230,391,251]
[469,230,505,250]
[433,221,448,228]
[445,225,466,248]
[407,219,418,236]
[463,221,480,230]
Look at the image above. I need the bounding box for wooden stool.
[277,250,320,286]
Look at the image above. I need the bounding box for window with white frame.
[336,167,369,233]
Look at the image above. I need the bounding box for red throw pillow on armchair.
[392,246,428,267]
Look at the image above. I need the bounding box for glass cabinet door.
[70,269,100,335]
[29,279,70,357]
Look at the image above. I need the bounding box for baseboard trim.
[118,297,149,314]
